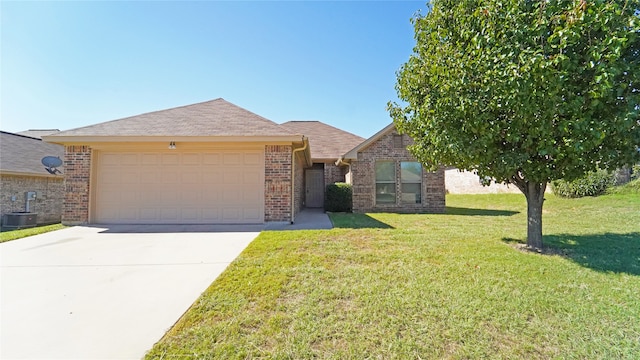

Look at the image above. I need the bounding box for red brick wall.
[323,162,346,185]
[351,128,445,213]
[264,145,292,222]
[62,145,92,225]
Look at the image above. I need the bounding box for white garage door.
[94,150,264,224]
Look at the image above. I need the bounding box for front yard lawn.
[0,223,66,243]
[146,193,640,359]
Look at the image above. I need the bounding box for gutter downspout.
[291,137,308,224]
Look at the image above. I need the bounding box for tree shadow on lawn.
[446,206,519,216]
[504,232,640,275]
[328,213,394,229]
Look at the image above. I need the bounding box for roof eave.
[342,123,396,160]
[42,135,304,145]
[0,170,63,178]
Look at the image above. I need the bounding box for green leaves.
[390,0,640,185]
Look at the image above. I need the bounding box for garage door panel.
[243,171,261,184]
[162,154,179,165]
[202,153,220,165]
[160,209,179,221]
[141,153,159,165]
[140,208,158,221]
[243,209,262,222]
[180,190,200,203]
[244,152,261,165]
[202,171,221,184]
[95,150,264,224]
[101,171,121,185]
[223,171,242,184]
[120,154,139,165]
[181,171,201,184]
[161,170,180,184]
[222,208,242,221]
[182,153,200,165]
[202,208,220,221]
[181,208,200,221]
[101,153,122,166]
[223,153,242,164]
[243,188,261,202]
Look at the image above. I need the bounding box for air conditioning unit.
[2,212,38,230]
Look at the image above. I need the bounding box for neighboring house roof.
[343,123,396,160]
[16,129,60,139]
[44,98,301,142]
[280,121,365,161]
[0,131,64,177]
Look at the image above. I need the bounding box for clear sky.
[1,1,426,138]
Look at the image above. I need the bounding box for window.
[401,162,422,204]
[375,161,396,204]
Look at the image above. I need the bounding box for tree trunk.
[523,182,546,250]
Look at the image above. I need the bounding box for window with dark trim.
[375,161,396,204]
[401,162,422,204]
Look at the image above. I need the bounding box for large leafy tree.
[389,0,640,249]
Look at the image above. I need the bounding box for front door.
[305,169,324,208]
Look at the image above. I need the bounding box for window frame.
[375,161,396,205]
[400,161,422,204]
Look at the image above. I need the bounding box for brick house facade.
[344,125,445,214]
[0,131,66,228]
[0,174,64,225]
[44,101,447,226]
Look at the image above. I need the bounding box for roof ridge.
[51,98,227,135]
[0,130,44,141]
[281,120,365,140]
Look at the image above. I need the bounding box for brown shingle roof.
[47,99,297,137]
[0,131,64,176]
[16,129,60,139]
[280,121,365,160]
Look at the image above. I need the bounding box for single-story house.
[339,124,445,213]
[0,131,65,228]
[279,120,365,208]
[43,99,445,226]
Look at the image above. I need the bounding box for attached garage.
[94,148,264,224]
[44,99,311,226]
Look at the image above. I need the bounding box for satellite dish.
[42,156,63,175]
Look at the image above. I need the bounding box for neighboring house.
[43,99,446,226]
[339,124,446,213]
[280,121,364,208]
[0,131,65,227]
[445,168,521,194]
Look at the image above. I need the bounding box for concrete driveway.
[0,225,259,360]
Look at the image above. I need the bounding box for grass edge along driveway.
[147,193,640,359]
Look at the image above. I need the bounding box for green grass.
[0,223,66,243]
[146,193,640,359]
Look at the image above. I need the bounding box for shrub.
[632,164,640,180]
[325,183,352,212]
[551,170,616,198]
[607,178,640,195]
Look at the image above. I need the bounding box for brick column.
[63,145,91,225]
[264,145,292,222]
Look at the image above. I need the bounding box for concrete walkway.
[264,208,333,230]
[0,226,258,360]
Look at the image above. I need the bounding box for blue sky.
[1,1,425,138]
